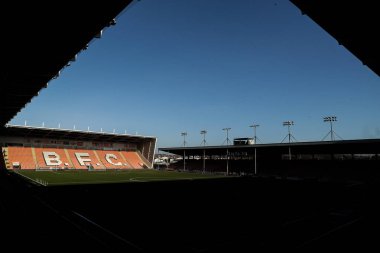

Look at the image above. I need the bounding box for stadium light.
[181,132,187,147]
[281,121,296,143]
[281,121,296,161]
[322,116,342,141]
[249,123,260,175]
[249,124,260,144]
[181,132,187,171]
[222,128,231,175]
[200,130,207,173]
[222,128,231,145]
[200,130,207,146]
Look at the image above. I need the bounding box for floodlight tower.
[222,128,231,175]
[181,132,187,171]
[249,124,260,144]
[200,130,207,173]
[181,132,187,147]
[222,128,231,145]
[281,121,296,143]
[249,123,260,175]
[200,130,207,146]
[282,121,296,161]
[322,116,341,141]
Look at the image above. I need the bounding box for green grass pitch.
[14,169,226,186]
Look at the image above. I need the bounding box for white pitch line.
[129,177,194,182]
[14,171,44,185]
[72,211,143,251]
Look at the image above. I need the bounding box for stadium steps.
[2,147,11,169]
[7,147,36,169]
[92,150,107,170]
[31,147,38,169]
[64,148,75,168]
[66,149,91,169]
[136,150,152,168]
[122,151,144,169]
[95,150,128,169]
[118,151,132,168]
[1,147,8,170]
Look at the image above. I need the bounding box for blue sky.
[10,0,380,148]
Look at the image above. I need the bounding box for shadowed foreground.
[1,170,379,252]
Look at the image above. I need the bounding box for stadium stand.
[34,147,73,170]
[66,148,103,170]
[0,125,156,171]
[5,147,149,170]
[161,139,380,181]
[96,150,131,169]
[5,147,36,170]
[121,151,145,169]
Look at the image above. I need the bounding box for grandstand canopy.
[0,125,154,143]
[160,139,380,156]
[1,0,133,126]
[290,0,380,77]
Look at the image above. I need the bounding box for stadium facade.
[160,139,380,181]
[0,125,156,170]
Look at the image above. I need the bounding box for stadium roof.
[290,0,380,77]
[0,125,155,143]
[160,139,380,156]
[1,0,134,126]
